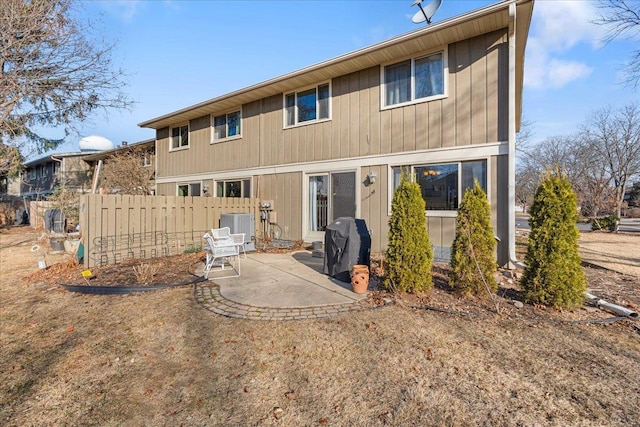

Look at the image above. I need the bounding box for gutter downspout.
[507,2,524,269]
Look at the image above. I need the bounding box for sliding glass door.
[308,171,356,235]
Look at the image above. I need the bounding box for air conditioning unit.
[220,213,255,252]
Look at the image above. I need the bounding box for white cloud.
[101,1,146,23]
[525,0,600,90]
[546,59,593,88]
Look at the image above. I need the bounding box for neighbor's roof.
[24,152,89,167]
[80,138,155,162]
[139,0,533,130]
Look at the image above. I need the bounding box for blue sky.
[51,0,638,153]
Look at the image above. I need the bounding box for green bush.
[384,171,433,293]
[521,169,586,309]
[449,181,497,296]
[591,215,620,232]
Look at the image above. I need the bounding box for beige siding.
[359,164,388,253]
[157,30,508,179]
[256,172,302,242]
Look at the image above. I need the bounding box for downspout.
[507,2,524,269]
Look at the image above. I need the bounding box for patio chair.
[212,226,246,258]
[211,227,231,241]
[202,232,241,279]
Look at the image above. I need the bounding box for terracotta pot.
[350,264,369,294]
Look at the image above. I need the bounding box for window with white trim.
[383,50,445,107]
[284,83,330,127]
[392,160,487,211]
[215,178,251,198]
[170,124,189,150]
[40,164,49,177]
[142,152,152,167]
[177,182,201,197]
[212,110,241,141]
[29,168,36,180]
[53,162,60,175]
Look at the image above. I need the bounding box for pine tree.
[450,181,497,296]
[384,171,433,293]
[521,168,586,309]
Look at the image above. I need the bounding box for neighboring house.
[20,152,94,200]
[139,0,534,266]
[82,139,156,194]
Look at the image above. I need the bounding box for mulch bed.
[22,243,639,327]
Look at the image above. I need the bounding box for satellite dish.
[411,0,443,25]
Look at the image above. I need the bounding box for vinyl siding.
[156,29,508,178]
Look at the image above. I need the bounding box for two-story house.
[139,0,534,266]
[21,152,94,200]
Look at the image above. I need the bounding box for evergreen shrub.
[591,215,620,232]
[449,181,497,296]
[521,169,586,309]
[384,171,433,293]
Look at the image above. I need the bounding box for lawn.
[1,227,639,426]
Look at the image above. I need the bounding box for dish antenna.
[411,0,443,25]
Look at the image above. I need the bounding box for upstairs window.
[40,164,49,177]
[53,162,60,175]
[383,50,445,107]
[284,83,330,127]
[170,124,189,150]
[142,152,152,167]
[29,168,36,180]
[212,110,241,142]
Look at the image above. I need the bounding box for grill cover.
[323,217,371,283]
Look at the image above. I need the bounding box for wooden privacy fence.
[79,194,260,268]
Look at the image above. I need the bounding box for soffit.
[139,1,529,130]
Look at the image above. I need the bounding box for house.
[82,138,156,195]
[138,0,534,267]
[21,152,94,200]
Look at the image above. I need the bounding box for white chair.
[211,227,231,241]
[230,232,246,259]
[212,226,246,259]
[202,232,241,279]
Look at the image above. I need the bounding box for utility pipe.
[585,292,638,319]
[507,1,519,269]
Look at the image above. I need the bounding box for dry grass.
[1,227,639,426]
[132,262,159,285]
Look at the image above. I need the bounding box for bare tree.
[0,0,132,177]
[100,147,154,195]
[580,104,640,227]
[594,0,640,89]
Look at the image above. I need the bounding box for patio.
[195,250,372,320]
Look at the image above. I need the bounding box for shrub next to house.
[384,172,433,293]
[450,181,497,296]
[521,169,586,309]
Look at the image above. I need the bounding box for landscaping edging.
[60,276,207,295]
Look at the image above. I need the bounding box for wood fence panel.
[79,194,260,267]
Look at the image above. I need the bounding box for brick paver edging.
[194,282,374,321]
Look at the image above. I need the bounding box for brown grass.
[1,227,639,426]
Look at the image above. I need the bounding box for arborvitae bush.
[521,169,586,309]
[384,172,433,293]
[449,181,497,296]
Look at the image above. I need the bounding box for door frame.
[302,167,361,243]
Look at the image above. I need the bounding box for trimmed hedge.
[521,169,586,309]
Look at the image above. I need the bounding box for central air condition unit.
[220,213,256,252]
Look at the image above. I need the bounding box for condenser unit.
[220,213,255,252]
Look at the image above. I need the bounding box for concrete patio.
[195,250,372,320]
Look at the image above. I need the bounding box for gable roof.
[139,0,533,131]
